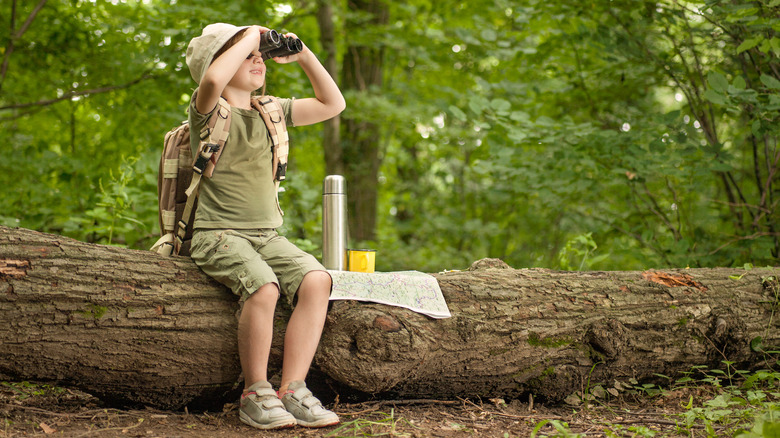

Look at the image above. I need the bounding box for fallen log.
[1,226,778,410]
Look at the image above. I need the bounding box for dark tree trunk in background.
[2,227,778,410]
[316,0,343,177]
[340,0,388,242]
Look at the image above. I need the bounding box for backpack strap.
[202,98,232,178]
[252,96,289,182]
[176,97,232,252]
[252,95,289,216]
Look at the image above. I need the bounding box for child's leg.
[189,230,279,390]
[238,282,279,391]
[278,270,331,394]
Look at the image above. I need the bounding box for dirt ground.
[0,381,716,437]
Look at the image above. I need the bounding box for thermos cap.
[323,175,346,194]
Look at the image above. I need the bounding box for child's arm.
[274,35,346,126]
[195,26,267,114]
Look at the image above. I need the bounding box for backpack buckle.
[193,143,220,174]
[193,155,208,174]
[276,162,287,181]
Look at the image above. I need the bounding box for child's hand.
[248,25,273,36]
[244,25,272,55]
[236,25,277,62]
[270,32,310,64]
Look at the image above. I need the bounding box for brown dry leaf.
[39,422,56,434]
[489,398,506,408]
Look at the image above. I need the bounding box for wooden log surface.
[1,226,778,409]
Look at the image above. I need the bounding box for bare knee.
[305,270,332,290]
[297,271,331,303]
[244,282,279,310]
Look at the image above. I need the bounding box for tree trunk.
[316,0,343,177]
[1,227,778,410]
[340,0,388,242]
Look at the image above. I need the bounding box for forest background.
[1,0,778,273]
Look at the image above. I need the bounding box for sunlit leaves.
[0,0,777,271]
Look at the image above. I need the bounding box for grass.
[326,409,419,437]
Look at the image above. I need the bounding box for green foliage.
[0,0,777,271]
[326,409,418,437]
[1,381,66,400]
[64,157,157,247]
[557,233,610,271]
[531,419,583,438]
[564,364,780,437]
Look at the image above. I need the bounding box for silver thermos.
[322,175,347,270]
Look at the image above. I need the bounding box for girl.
[185,23,345,430]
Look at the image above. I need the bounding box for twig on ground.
[73,418,144,437]
[337,399,460,416]
[459,398,570,422]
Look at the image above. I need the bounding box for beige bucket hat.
[186,23,249,84]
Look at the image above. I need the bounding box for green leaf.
[771,37,780,56]
[491,98,511,113]
[760,38,773,54]
[707,71,729,93]
[732,75,746,90]
[508,128,528,143]
[704,89,727,105]
[480,29,497,42]
[711,161,734,172]
[663,110,681,123]
[448,105,468,122]
[736,36,762,53]
[752,120,763,137]
[468,97,488,114]
[510,111,530,122]
[750,337,763,352]
[765,422,780,438]
[760,74,780,90]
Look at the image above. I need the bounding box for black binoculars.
[258,30,303,60]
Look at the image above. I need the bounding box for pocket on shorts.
[190,230,228,262]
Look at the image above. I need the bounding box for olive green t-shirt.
[188,94,294,230]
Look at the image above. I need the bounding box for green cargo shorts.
[190,228,328,306]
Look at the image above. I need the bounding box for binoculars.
[258,30,303,60]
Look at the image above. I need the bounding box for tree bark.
[316,0,344,177]
[318,259,780,402]
[340,0,388,242]
[1,226,778,410]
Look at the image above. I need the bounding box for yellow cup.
[347,249,376,273]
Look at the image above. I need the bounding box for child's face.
[227,53,266,91]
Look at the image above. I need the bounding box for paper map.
[328,270,451,319]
